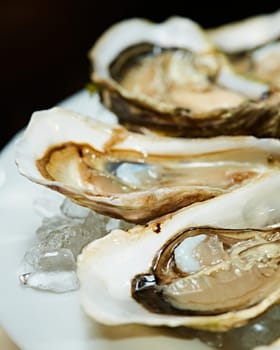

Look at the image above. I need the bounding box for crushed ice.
[19,196,280,349]
[19,197,133,293]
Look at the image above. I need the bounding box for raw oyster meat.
[14,107,280,223]
[249,43,280,89]
[89,16,280,137]
[208,9,280,89]
[77,171,280,332]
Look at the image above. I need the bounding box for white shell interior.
[208,9,280,53]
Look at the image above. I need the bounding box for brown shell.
[96,78,280,138]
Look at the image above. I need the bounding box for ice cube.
[21,200,135,294]
[60,198,90,219]
[106,217,134,232]
[34,211,110,259]
[37,249,76,271]
[19,271,79,293]
[36,215,81,241]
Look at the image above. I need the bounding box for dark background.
[1,1,279,151]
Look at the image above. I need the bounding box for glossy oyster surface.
[89,16,280,137]
[249,43,280,89]
[131,227,280,316]
[208,9,280,89]
[228,42,280,91]
[77,171,280,331]
[15,107,280,223]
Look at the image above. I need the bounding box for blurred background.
[1,1,279,151]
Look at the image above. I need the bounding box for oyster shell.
[208,9,280,89]
[255,337,280,350]
[77,171,280,331]
[15,107,280,223]
[249,43,280,89]
[89,16,280,137]
[208,9,280,54]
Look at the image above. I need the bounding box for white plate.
[0,90,210,350]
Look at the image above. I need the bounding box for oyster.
[255,337,280,350]
[208,9,280,54]
[208,9,280,88]
[77,171,280,331]
[89,16,280,137]
[249,43,280,89]
[15,107,280,223]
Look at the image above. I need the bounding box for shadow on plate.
[86,304,280,350]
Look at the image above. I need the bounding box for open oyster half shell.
[208,9,280,89]
[89,16,280,137]
[15,107,280,223]
[77,170,280,332]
